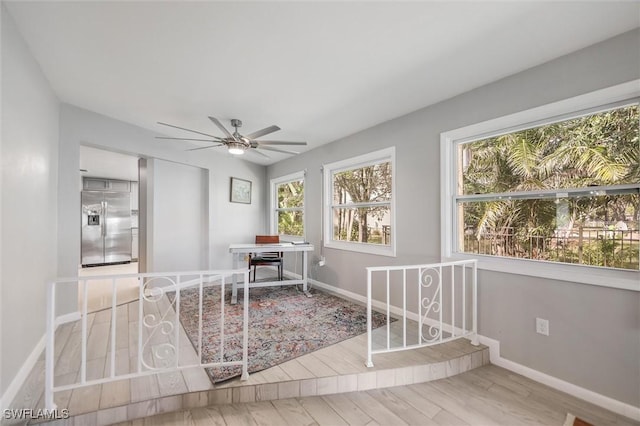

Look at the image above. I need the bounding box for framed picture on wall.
[230,177,252,204]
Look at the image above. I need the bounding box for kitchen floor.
[76,263,272,314]
[78,262,139,313]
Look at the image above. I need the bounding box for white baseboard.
[0,334,45,410]
[478,335,640,421]
[302,274,472,338]
[55,311,81,327]
[291,270,640,422]
[1,311,81,409]
[286,271,407,317]
[310,275,412,317]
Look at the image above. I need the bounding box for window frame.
[323,147,396,257]
[270,171,305,242]
[440,80,640,291]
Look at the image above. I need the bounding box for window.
[271,171,305,239]
[324,147,395,256]
[441,81,640,290]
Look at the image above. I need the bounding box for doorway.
[79,145,140,312]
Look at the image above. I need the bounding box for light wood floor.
[115,364,640,426]
[9,278,489,425]
[12,283,482,415]
[7,271,638,426]
[78,262,139,313]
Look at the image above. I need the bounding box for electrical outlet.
[536,317,549,336]
[318,256,326,267]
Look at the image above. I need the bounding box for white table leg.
[231,252,239,304]
[302,250,312,298]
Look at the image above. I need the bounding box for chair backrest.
[255,235,279,244]
[254,235,281,259]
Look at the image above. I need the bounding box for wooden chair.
[249,235,284,282]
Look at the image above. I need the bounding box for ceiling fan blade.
[259,146,300,155]
[250,148,271,159]
[156,136,219,142]
[186,144,224,152]
[157,121,222,139]
[245,125,281,140]
[255,140,307,146]
[208,116,237,141]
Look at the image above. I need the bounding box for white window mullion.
[323,147,396,257]
[440,81,640,290]
[271,171,305,239]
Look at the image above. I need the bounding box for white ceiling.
[5,1,640,165]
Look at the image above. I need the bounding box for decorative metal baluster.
[140,277,177,371]
[365,260,478,367]
[420,267,442,344]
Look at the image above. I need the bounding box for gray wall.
[150,159,208,272]
[1,0,637,408]
[1,6,60,397]
[58,104,267,286]
[267,29,640,406]
[1,12,269,395]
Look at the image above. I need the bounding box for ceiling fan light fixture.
[158,117,307,157]
[227,141,247,155]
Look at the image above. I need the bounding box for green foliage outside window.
[460,104,639,270]
[277,179,304,236]
[332,162,392,244]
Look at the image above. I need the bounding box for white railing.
[45,269,249,409]
[366,259,478,367]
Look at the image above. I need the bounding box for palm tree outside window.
[456,103,639,271]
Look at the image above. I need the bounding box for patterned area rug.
[177,285,389,383]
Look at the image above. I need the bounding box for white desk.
[229,243,314,304]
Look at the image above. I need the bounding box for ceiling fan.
[156,117,307,158]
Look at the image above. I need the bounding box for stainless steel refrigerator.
[81,191,132,266]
